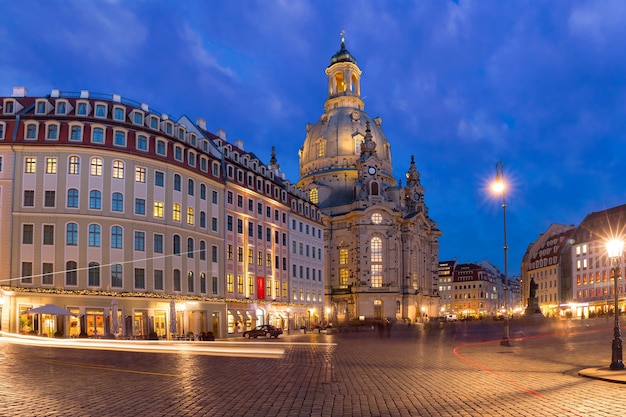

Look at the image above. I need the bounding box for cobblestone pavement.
[1,318,626,417]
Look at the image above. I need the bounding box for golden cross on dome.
[340,29,345,44]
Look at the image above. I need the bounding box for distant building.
[438,260,457,315]
[521,224,575,317]
[567,204,626,318]
[452,261,502,318]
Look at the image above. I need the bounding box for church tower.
[297,34,441,325]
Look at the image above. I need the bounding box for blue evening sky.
[2,1,626,274]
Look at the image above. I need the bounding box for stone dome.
[299,107,392,180]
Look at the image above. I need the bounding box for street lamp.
[286,308,290,334]
[491,161,510,347]
[606,238,624,370]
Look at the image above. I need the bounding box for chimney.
[12,86,27,97]
[80,90,90,98]
[196,117,207,130]
[50,89,60,98]
[234,139,244,150]
[216,129,226,140]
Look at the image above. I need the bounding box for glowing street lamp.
[491,161,510,347]
[606,238,624,370]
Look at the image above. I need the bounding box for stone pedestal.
[525,297,543,317]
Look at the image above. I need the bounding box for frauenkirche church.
[297,36,441,324]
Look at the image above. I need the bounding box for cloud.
[180,24,236,80]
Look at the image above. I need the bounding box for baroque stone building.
[297,38,441,324]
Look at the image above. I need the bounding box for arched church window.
[316,140,325,158]
[310,188,319,204]
[371,237,383,288]
[354,137,362,155]
[334,72,346,93]
[371,182,379,196]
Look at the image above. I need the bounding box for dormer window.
[177,128,185,140]
[164,121,173,135]
[156,139,166,156]
[95,103,107,118]
[190,134,197,147]
[25,122,38,139]
[133,111,144,125]
[174,146,183,161]
[36,101,48,114]
[56,101,67,115]
[149,116,159,130]
[136,134,148,151]
[4,100,14,114]
[76,102,88,116]
[114,106,125,121]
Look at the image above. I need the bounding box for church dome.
[299,107,392,180]
[298,37,393,182]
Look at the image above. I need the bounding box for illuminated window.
[25,157,36,173]
[135,166,146,183]
[45,157,57,174]
[187,207,194,225]
[90,157,103,176]
[371,237,383,288]
[310,188,319,204]
[340,268,349,289]
[154,202,164,218]
[112,160,124,179]
[227,274,234,292]
[172,203,181,221]
[316,140,325,158]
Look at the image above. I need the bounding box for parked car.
[243,325,283,339]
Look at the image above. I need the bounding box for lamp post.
[492,161,510,347]
[286,308,290,334]
[606,238,624,370]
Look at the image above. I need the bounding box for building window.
[88,262,100,287]
[46,124,58,140]
[45,157,57,174]
[90,157,103,176]
[133,112,143,125]
[20,262,32,284]
[111,264,123,287]
[155,171,164,187]
[154,269,163,290]
[114,130,126,146]
[188,179,194,196]
[156,140,166,155]
[153,201,164,218]
[200,273,207,294]
[174,147,183,161]
[22,224,34,244]
[370,237,383,288]
[200,184,206,200]
[135,198,146,215]
[134,231,145,251]
[135,167,146,183]
[173,269,181,291]
[88,224,101,247]
[187,207,194,225]
[187,238,194,258]
[44,190,56,207]
[70,125,82,141]
[112,192,124,212]
[42,263,54,285]
[95,104,106,117]
[173,203,181,221]
[66,261,78,285]
[134,268,145,289]
[112,160,124,179]
[68,156,80,174]
[200,211,206,228]
[77,102,88,115]
[212,191,218,204]
[173,235,181,255]
[200,241,206,260]
[188,271,194,293]
[92,127,104,143]
[154,233,164,253]
[36,101,47,114]
[43,225,54,245]
[212,246,218,263]
[66,223,78,246]
[67,188,78,208]
[23,190,35,207]
[25,157,36,173]
[174,174,181,191]
[26,123,37,139]
[111,226,123,249]
[114,107,124,120]
[227,274,234,293]
[89,190,102,209]
[137,134,148,151]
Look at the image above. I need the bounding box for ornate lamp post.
[606,238,624,370]
[491,161,510,347]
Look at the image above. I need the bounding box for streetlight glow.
[492,161,510,347]
[607,239,624,259]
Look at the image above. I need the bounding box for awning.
[228,310,242,322]
[247,311,257,320]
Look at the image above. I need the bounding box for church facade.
[297,38,441,325]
